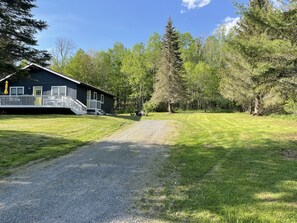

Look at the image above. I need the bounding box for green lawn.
[1,113,296,222]
[0,114,137,176]
[142,112,297,223]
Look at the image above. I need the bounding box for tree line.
[50,24,231,113]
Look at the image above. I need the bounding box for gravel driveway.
[0,120,175,223]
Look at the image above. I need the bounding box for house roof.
[0,63,115,97]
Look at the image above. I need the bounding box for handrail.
[0,95,87,114]
[87,99,102,110]
[75,99,87,110]
[68,98,87,114]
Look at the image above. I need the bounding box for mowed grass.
[0,115,137,176]
[142,112,297,223]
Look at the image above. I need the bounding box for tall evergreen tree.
[152,18,185,113]
[225,0,271,115]
[0,0,50,77]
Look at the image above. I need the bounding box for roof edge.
[0,63,116,97]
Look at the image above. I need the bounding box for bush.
[143,101,158,115]
[284,99,297,115]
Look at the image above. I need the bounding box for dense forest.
[50,0,297,115]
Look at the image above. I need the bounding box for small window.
[10,87,24,96]
[51,86,67,96]
[10,88,17,96]
[17,88,24,95]
[101,94,104,104]
[59,86,66,96]
[52,86,59,96]
[94,92,98,100]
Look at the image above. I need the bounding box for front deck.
[0,95,90,115]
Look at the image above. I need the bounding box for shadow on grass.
[0,130,83,177]
[141,139,297,222]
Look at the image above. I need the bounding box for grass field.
[142,112,297,223]
[0,112,296,222]
[0,115,137,176]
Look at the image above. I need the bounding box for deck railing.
[87,99,102,110]
[0,95,87,114]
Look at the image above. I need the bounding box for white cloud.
[214,17,240,34]
[182,0,211,10]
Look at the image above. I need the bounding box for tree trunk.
[253,95,262,116]
[168,102,172,113]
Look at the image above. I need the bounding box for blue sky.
[33,0,249,51]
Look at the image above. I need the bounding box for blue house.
[0,63,115,115]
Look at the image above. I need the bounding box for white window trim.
[33,86,43,96]
[51,86,67,96]
[9,86,24,96]
[101,94,104,104]
[94,92,98,100]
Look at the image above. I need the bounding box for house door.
[87,90,91,108]
[33,86,43,105]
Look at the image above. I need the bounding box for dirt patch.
[282,149,297,160]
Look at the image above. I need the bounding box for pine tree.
[228,0,271,115]
[152,18,185,113]
[0,0,50,77]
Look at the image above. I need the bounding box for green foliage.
[0,0,50,77]
[284,99,297,115]
[145,33,162,72]
[219,0,297,115]
[179,32,203,63]
[184,61,220,109]
[121,43,152,109]
[64,49,92,83]
[204,36,223,67]
[143,100,158,115]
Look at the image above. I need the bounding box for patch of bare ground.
[282,149,297,160]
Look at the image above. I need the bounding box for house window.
[94,92,98,100]
[10,87,24,96]
[101,94,104,104]
[51,86,67,96]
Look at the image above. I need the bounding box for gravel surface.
[0,120,174,223]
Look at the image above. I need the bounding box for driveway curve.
[0,120,175,223]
